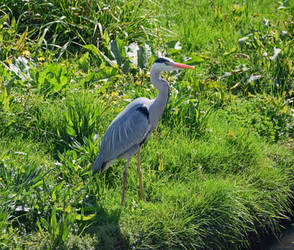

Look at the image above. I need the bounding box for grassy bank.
[1,0,294,249]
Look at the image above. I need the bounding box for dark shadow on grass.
[247,199,294,250]
[83,205,129,250]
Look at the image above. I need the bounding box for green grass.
[158,0,291,51]
[157,0,294,96]
[1,0,294,249]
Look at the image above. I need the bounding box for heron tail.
[92,156,106,175]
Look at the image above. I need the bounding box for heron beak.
[172,62,195,69]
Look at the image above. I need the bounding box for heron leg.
[137,147,145,201]
[121,158,130,206]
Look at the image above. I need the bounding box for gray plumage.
[92,57,194,205]
[93,98,152,172]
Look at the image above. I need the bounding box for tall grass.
[155,0,294,97]
[0,0,163,59]
[156,0,291,51]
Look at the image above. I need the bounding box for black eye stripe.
[154,57,170,64]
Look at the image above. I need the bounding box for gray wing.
[98,100,152,164]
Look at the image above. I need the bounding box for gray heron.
[93,57,194,205]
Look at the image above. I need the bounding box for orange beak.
[172,62,195,69]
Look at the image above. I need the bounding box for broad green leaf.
[40,217,48,231]
[14,27,28,51]
[66,125,76,137]
[75,213,96,221]
[36,221,45,237]
[168,48,182,56]
[78,52,90,72]
[65,205,71,213]
[102,30,110,47]
[55,181,65,193]
[185,55,204,64]
[0,14,9,24]
[52,191,56,202]
[110,40,123,66]
[62,224,69,242]
[83,44,113,65]
[83,44,101,57]
[50,207,57,233]
[0,88,10,111]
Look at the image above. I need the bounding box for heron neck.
[149,69,170,129]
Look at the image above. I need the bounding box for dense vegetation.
[0,0,294,249]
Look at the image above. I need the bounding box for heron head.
[151,57,194,72]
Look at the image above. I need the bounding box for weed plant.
[0,0,294,249]
[0,0,163,60]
